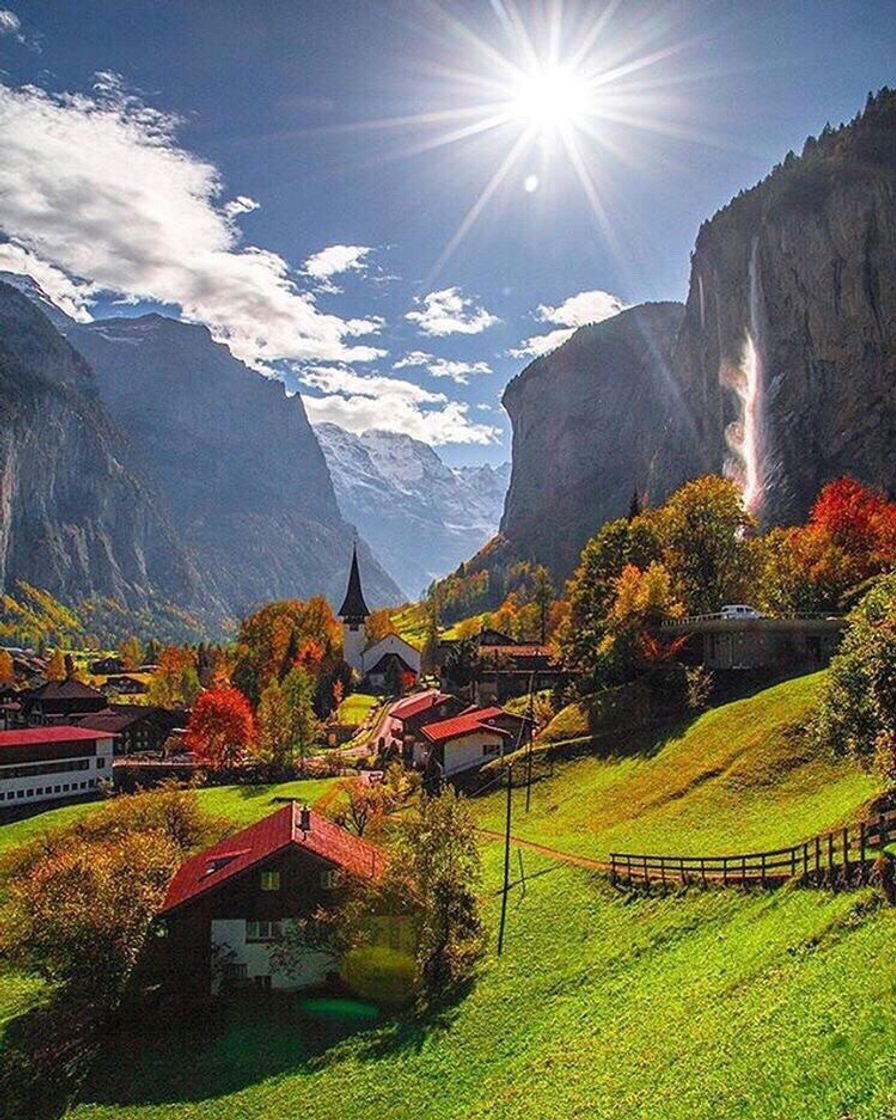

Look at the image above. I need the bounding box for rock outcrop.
[673,87,896,526]
[499,301,700,581]
[0,281,219,621]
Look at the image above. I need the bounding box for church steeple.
[338,543,370,624]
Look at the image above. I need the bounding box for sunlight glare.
[510,64,590,133]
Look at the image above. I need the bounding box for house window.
[96,758,105,768]
[260,870,281,892]
[320,869,338,890]
[246,920,281,942]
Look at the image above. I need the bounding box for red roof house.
[154,804,388,994]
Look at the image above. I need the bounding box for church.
[338,546,422,691]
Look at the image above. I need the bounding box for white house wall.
[0,736,113,807]
[210,918,334,992]
[442,730,504,776]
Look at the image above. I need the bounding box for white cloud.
[0,77,384,369]
[406,287,499,337]
[302,244,374,293]
[296,365,501,446]
[392,349,492,385]
[510,288,626,359]
[222,195,260,218]
[0,241,96,321]
[0,9,20,35]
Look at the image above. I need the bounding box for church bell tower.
[338,543,370,675]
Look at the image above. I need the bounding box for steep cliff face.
[674,88,896,526]
[66,314,401,613]
[315,423,509,598]
[500,301,700,580]
[0,282,217,617]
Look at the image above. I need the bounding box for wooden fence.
[609,806,896,890]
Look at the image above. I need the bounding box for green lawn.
[68,853,896,1120]
[0,778,339,859]
[473,673,882,860]
[336,693,381,728]
[6,673,896,1120]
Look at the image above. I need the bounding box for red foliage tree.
[186,686,256,769]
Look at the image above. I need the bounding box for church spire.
[338,543,370,623]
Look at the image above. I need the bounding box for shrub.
[341,945,417,1008]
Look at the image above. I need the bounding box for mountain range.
[314,423,509,599]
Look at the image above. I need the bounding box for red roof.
[421,706,512,745]
[390,691,450,722]
[0,725,117,749]
[160,804,385,915]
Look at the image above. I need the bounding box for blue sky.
[0,1,894,465]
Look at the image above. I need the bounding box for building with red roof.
[0,725,114,810]
[419,704,526,779]
[154,803,393,994]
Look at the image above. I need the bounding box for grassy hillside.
[474,672,882,859]
[6,672,896,1120]
[0,778,339,859]
[70,857,896,1120]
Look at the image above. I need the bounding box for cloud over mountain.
[510,288,626,358]
[0,76,384,370]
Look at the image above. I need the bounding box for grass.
[336,693,381,727]
[473,672,883,860]
[0,778,339,858]
[5,672,896,1120]
[67,858,896,1120]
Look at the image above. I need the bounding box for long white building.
[0,726,115,808]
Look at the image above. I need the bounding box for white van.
[720,604,763,619]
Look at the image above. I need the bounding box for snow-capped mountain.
[314,423,510,599]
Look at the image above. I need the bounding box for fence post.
[843,827,850,888]
[859,821,867,884]
[741,854,747,883]
[660,856,666,889]
[627,854,632,884]
[700,857,707,888]
[723,856,728,886]
[680,856,685,885]
[815,836,821,885]
[643,854,649,886]
[802,842,809,883]
[761,852,766,888]
[610,855,617,886]
[828,833,835,888]
[791,846,797,877]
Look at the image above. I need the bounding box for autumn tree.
[281,665,321,769]
[45,648,67,682]
[813,573,896,779]
[364,608,396,645]
[118,636,143,671]
[0,649,14,686]
[256,678,294,772]
[147,646,199,708]
[186,686,256,768]
[337,776,401,837]
[0,581,83,650]
[395,788,486,1008]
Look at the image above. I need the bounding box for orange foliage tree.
[186,686,256,768]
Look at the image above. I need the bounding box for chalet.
[390,690,468,766]
[100,673,150,697]
[90,656,125,675]
[338,546,421,690]
[22,680,108,725]
[154,804,390,994]
[0,725,113,809]
[75,705,185,756]
[419,705,527,779]
[440,628,563,704]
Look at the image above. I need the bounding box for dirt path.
[476,828,612,872]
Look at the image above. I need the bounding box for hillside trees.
[185,686,256,768]
[814,573,896,778]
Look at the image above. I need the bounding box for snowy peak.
[314,423,509,598]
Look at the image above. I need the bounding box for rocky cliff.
[499,301,700,580]
[315,423,509,598]
[673,87,896,526]
[0,281,219,620]
[65,314,401,614]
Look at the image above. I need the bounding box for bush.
[340,945,417,1008]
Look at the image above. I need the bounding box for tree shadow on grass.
[76,989,454,1110]
[0,987,103,1120]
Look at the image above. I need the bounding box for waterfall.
[697,273,705,331]
[723,237,767,521]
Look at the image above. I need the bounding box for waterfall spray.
[723,237,767,520]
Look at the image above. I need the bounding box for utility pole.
[497,759,513,955]
[524,671,535,813]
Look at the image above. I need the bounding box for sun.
[509,64,590,135]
